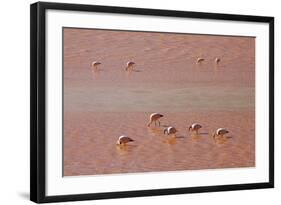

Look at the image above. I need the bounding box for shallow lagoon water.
[63,28,255,176]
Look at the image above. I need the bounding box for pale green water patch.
[64,86,254,112]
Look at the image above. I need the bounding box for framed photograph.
[30,2,274,203]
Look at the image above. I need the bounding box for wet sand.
[63,28,255,176]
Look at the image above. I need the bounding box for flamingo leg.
[213,133,217,140]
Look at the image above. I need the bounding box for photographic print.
[63,28,255,176]
[31,2,274,202]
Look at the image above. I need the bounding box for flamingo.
[215,58,221,64]
[147,113,164,127]
[197,58,205,64]
[189,123,202,135]
[164,126,178,136]
[116,135,134,145]
[125,61,135,71]
[212,128,229,139]
[91,61,101,71]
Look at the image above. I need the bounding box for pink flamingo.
[91,61,101,71]
[116,135,134,145]
[212,128,229,140]
[147,113,164,127]
[189,123,202,135]
[125,61,135,71]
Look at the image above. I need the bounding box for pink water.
[63,28,255,176]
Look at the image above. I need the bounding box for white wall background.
[0,0,279,204]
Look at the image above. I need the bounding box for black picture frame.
[30,1,274,203]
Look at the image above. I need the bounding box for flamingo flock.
[196,57,221,65]
[116,112,230,146]
[89,59,229,146]
[91,61,137,72]
[91,56,221,74]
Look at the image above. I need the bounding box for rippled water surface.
[63,28,255,176]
